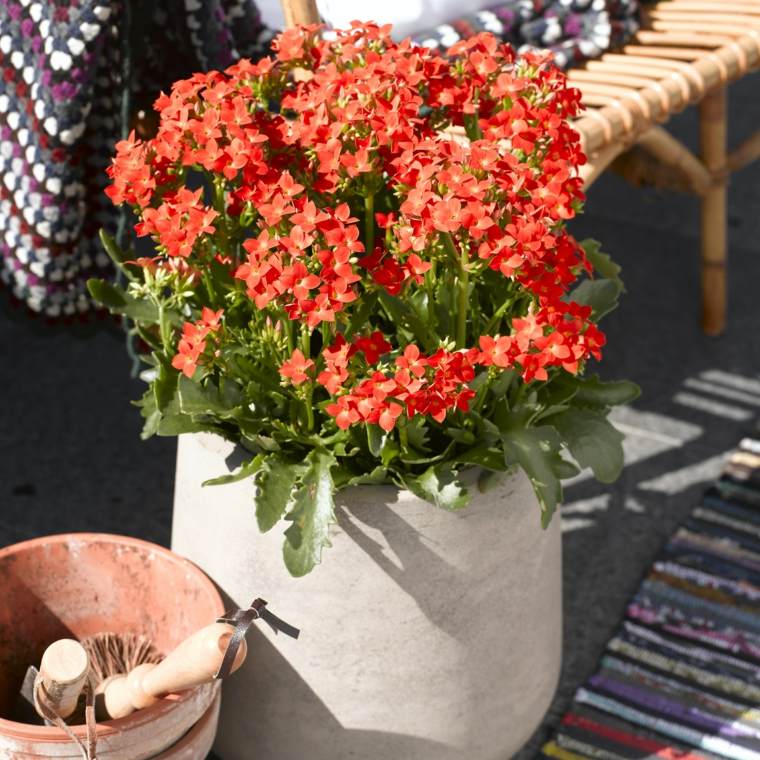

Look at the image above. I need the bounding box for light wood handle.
[281,0,320,27]
[100,623,247,720]
[38,639,89,720]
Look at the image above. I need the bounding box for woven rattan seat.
[283,0,760,335]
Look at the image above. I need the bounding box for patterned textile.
[0,0,274,320]
[412,1,641,69]
[540,437,760,760]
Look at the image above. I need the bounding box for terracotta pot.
[0,533,225,759]
[172,432,563,760]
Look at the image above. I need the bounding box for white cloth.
[258,0,495,40]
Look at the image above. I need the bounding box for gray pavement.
[2,72,759,759]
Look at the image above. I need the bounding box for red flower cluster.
[106,22,606,434]
[323,343,478,432]
[234,199,362,327]
[171,308,224,378]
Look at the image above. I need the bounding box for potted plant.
[90,22,638,760]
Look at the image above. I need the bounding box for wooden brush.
[90,622,247,721]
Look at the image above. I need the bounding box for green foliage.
[94,199,639,577]
[402,465,469,511]
[282,451,337,577]
[87,279,159,322]
[548,408,625,484]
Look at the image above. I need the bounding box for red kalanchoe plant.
[91,23,638,576]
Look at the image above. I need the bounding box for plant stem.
[157,301,171,352]
[443,233,470,348]
[364,193,375,254]
[202,270,218,306]
[399,422,408,452]
[282,315,294,355]
[301,325,314,432]
[484,294,515,334]
[213,177,230,255]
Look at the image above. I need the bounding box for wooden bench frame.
[283,0,760,335]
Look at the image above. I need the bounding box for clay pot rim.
[0,532,224,741]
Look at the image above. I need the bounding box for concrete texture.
[1,70,759,758]
[173,434,561,760]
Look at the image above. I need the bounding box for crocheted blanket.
[0,0,640,320]
[411,0,641,70]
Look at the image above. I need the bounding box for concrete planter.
[172,432,562,760]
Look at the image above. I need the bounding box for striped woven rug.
[539,437,760,760]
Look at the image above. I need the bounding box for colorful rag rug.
[539,437,760,760]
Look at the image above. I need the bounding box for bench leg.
[699,87,728,336]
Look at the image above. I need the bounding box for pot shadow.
[335,501,470,641]
[213,589,463,760]
[0,575,76,720]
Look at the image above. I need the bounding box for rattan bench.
[283,0,760,335]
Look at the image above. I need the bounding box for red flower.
[351,332,392,364]
[478,335,513,368]
[279,349,315,385]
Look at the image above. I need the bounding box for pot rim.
[0,532,224,741]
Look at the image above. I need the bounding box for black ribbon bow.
[214,598,300,680]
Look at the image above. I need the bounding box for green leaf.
[403,465,469,511]
[156,414,218,436]
[283,450,337,577]
[153,362,178,413]
[255,454,305,533]
[346,291,379,337]
[366,425,400,466]
[568,278,620,321]
[553,457,581,479]
[367,425,386,457]
[433,280,455,338]
[380,438,400,466]
[343,466,388,487]
[501,421,564,527]
[203,454,263,487]
[477,466,517,493]
[405,417,430,452]
[178,375,244,419]
[456,446,507,470]
[446,428,476,445]
[409,289,435,332]
[490,369,516,398]
[378,291,437,352]
[549,408,625,484]
[581,239,624,291]
[473,413,501,446]
[572,375,641,408]
[135,389,161,439]
[99,229,132,268]
[87,278,160,322]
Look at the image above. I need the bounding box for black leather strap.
[215,598,300,680]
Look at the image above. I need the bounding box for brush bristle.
[80,632,162,683]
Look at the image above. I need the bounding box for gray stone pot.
[171,433,562,760]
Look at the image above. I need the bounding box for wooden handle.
[281,0,320,27]
[38,639,89,720]
[99,623,247,720]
